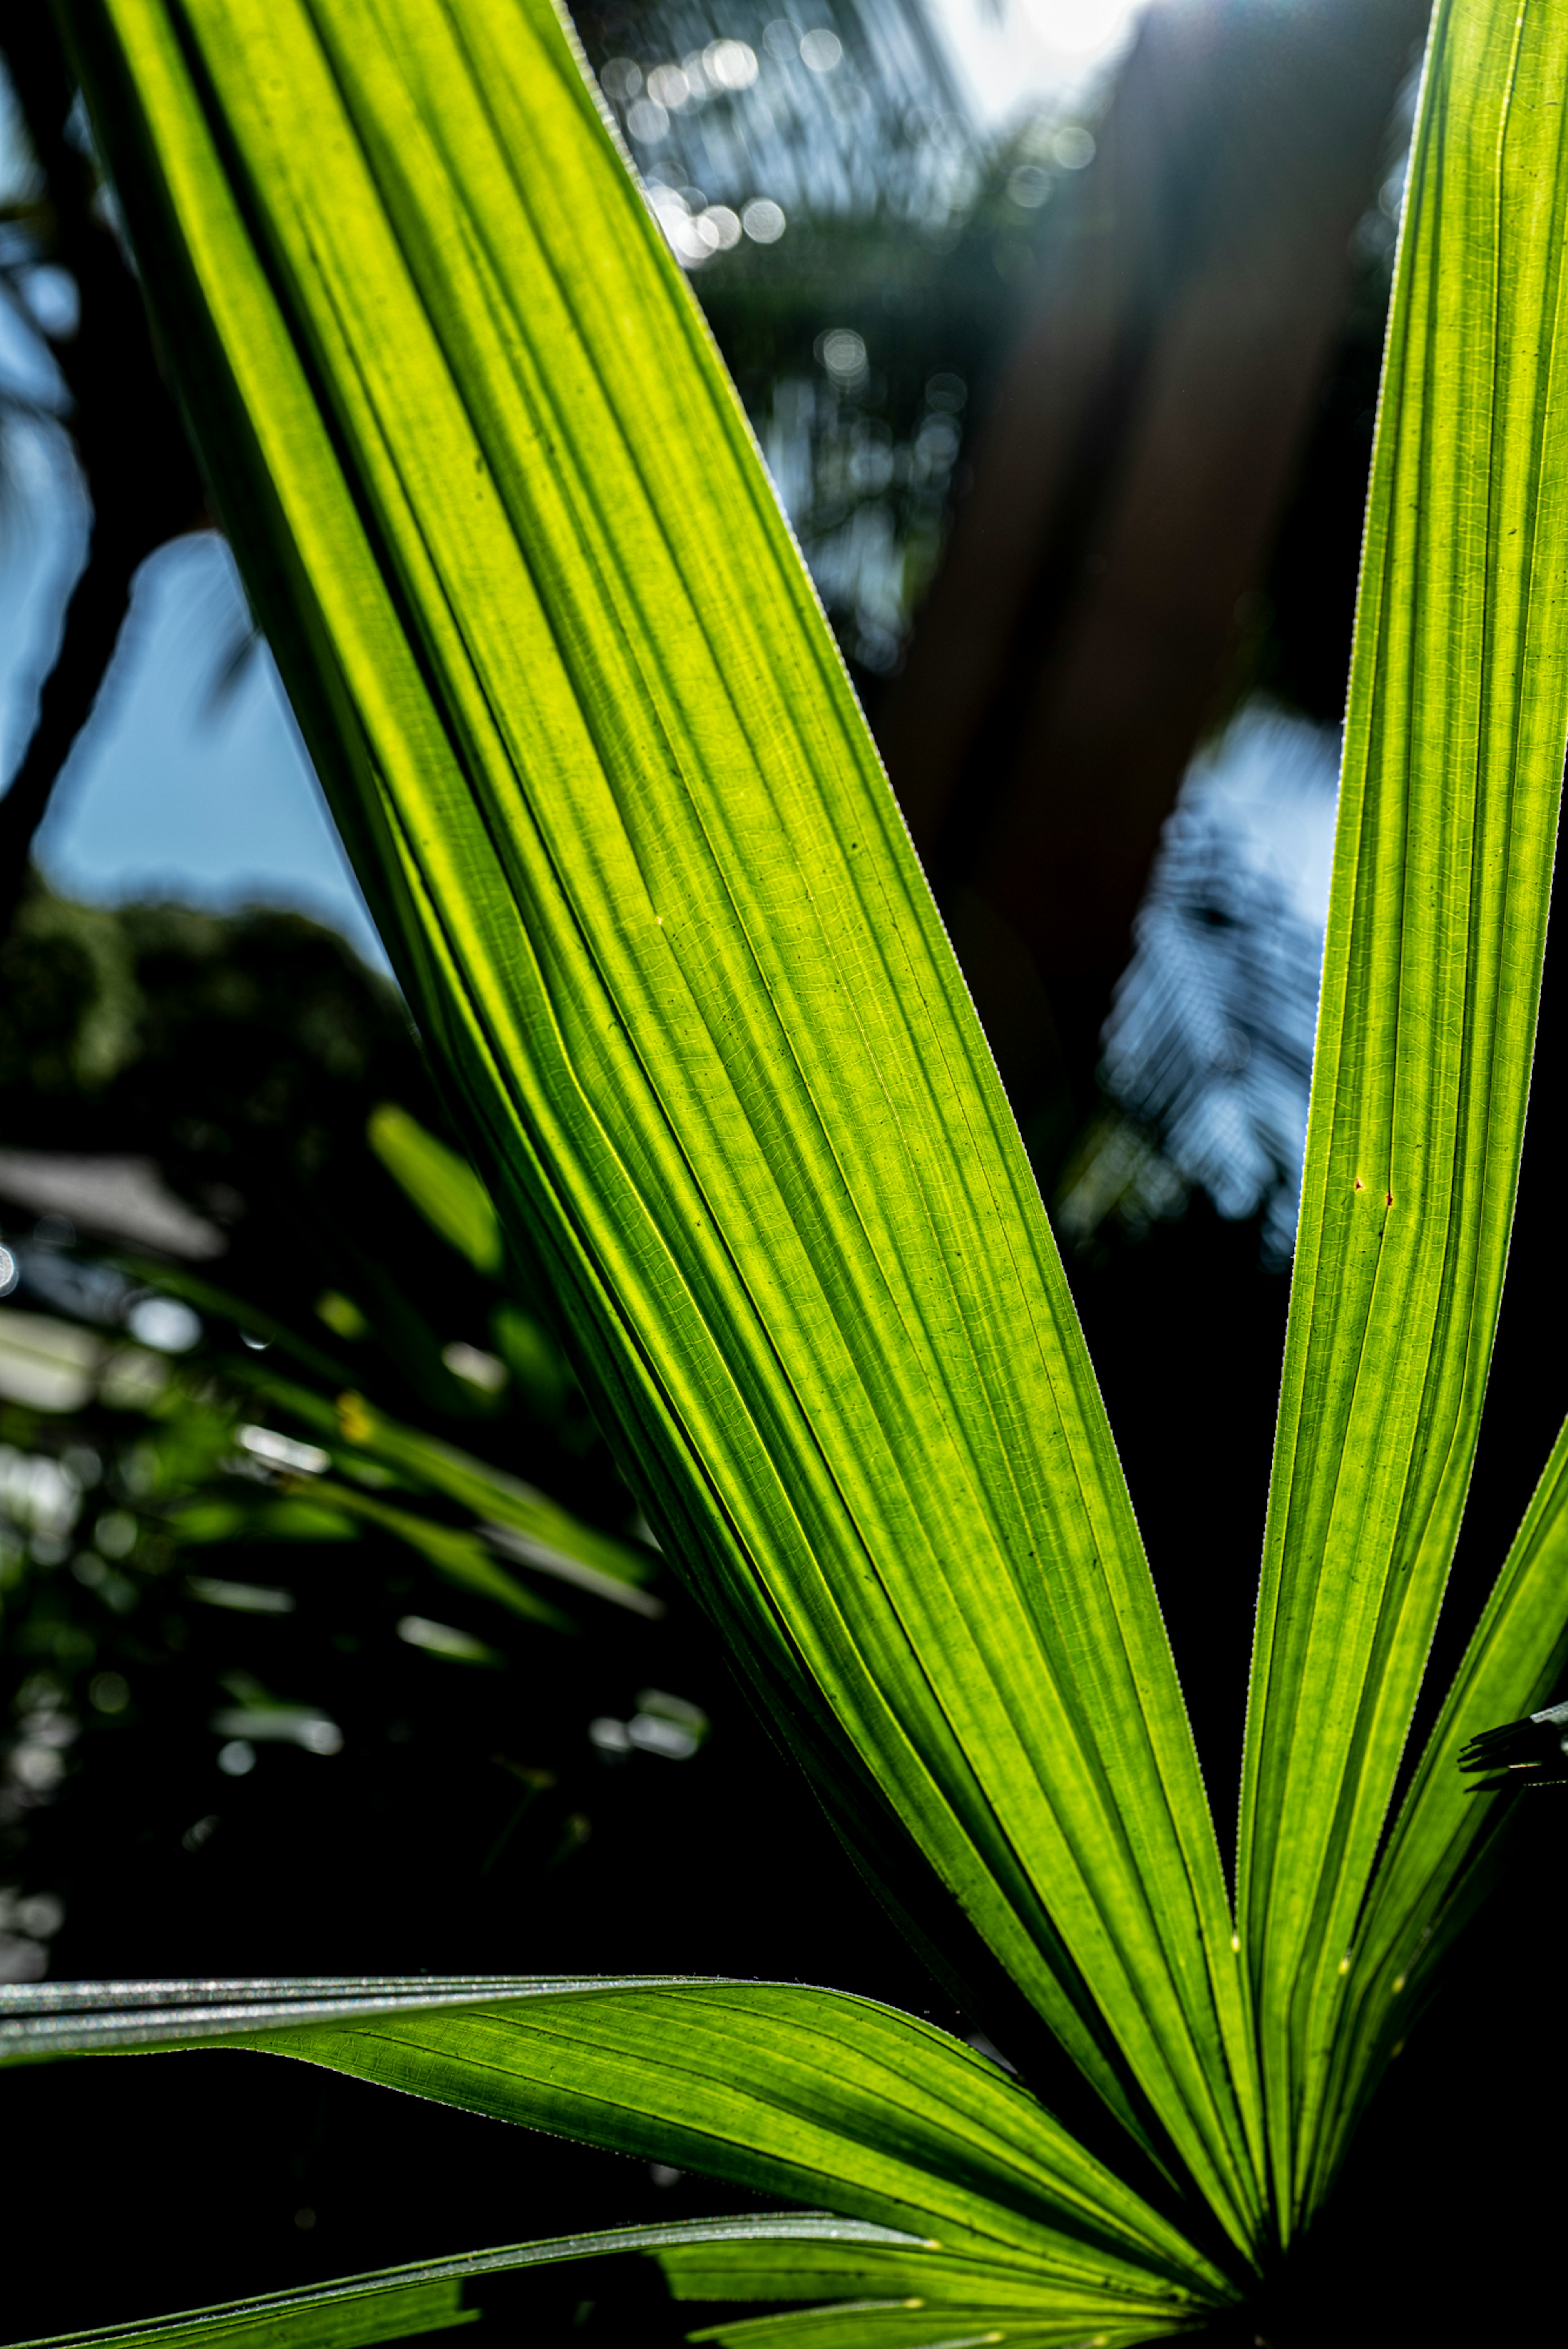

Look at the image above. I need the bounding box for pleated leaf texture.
[58,0,1261,2250]
[1235,0,1568,2237]
[21,0,1568,2337]
[1,1977,1236,2345]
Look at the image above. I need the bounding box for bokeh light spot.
[742,199,786,245]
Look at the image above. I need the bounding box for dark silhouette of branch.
[0,10,205,940]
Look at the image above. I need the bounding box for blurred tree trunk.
[878,0,1430,1178]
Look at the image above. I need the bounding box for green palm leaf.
[658,2237,1187,2349]
[658,2241,1136,2305]
[15,2217,915,2349]
[35,0,1568,2326]
[0,1978,1236,2340]
[56,0,1262,2243]
[684,2309,1155,2349]
[1236,0,1568,2236]
[1307,1413,1568,2204]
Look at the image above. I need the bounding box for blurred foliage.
[0,887,717,1985]
[572,0,1111,686]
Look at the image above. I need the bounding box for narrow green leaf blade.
[58,0,1263,2239]
[0,1977,1235,2322]
[13,2282,474,2349]
[1307,1414,1568,2202]
[656,2238,1198,2341]
[9,2218,908,2349]
[684,2307,1168,2349]
[116,1260,355,1387]
[271,1465,570,1626]
[307,1475,576,1627]
[1236,0,1568,2231]
[659,2244,1107,2306]
[170,1496,359,1545]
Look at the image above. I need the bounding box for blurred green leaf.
[394,1612,506,1665]
[331,1237,496,1418]
[308,1478,572,1630]
[187,1575,298,1613]
[315,1290,372,1343]
[488,1302,572,1423]
[367,1102,502,1278]
[240,1367,658,1604]
[168,1496,358,1545]
[209,1699,341,1750]
[0,1309,103,1415]
[116,1262,354,1388]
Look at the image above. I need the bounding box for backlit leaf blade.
[10,2217,916,2349]
[14,2282,474,2349]
[659,2243,1132,2306]
[1,1976,558,2054]
[684,2308,1161,2349]
[657,2238,1192,2347]
[1236,0,1568,2234]
[58,0,1263,2241]
[1306,1414,1568,2204]
[0,1978,1236,2333]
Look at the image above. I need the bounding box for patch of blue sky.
[3,478,388,974]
